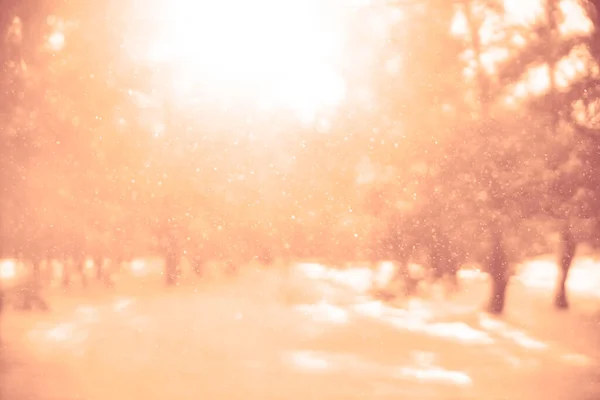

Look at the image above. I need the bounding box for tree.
[494,0,599,309]
[349,0,472,282]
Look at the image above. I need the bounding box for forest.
[1,0,600,316]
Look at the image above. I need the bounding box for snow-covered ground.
[516,255,600,298]
[3,257,600,400]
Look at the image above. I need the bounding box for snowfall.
[2,256,600,400]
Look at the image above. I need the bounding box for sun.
[135,0,349,122]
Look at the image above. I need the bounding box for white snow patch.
[503,330,547,350]
[561,353,595,366]
[479,314,547,350]
[516,259,557,289]
[287,351,331,371]
[75,306,99,323]
[352,300,387,318]
[293,263,374,293]
[393,367,472,386]
[371,262,396,289]
[46,323,76,342]
[354,301,492,344]
[295,301,349,324]
[457,268,487,281]
[423,322,494,345]
[517,256,600,297]
[113,298,134,312]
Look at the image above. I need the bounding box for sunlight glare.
[130,259,147,276]
[559,0,593,36]
[0,259,17,280]
[556,47,589,88]
[503,0,543,25]
[527,65,550,95]
[143,0,348,121]
[48,31,65,51]
[450,10,468,37]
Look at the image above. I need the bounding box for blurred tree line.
[1,0,600,313]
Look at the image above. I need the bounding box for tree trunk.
[430,237,443,282]
[22,259,42,311]
[61,256,71,288]
[445,267,460,296]
[430,231,459,297]
[487,228,509,314]
[430,231,453,281]
[488,274,508,314]
[224,259,237,276]
[554,224,576,309]
[401,263,419,297]
[28,259,49,311]
[164,248,179,286]
[191,253,204,277]
[94,257,104,281]
[22,261,33,311]
[259,247,274,266]
[74,255,87,288]
[388,231,415,297]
